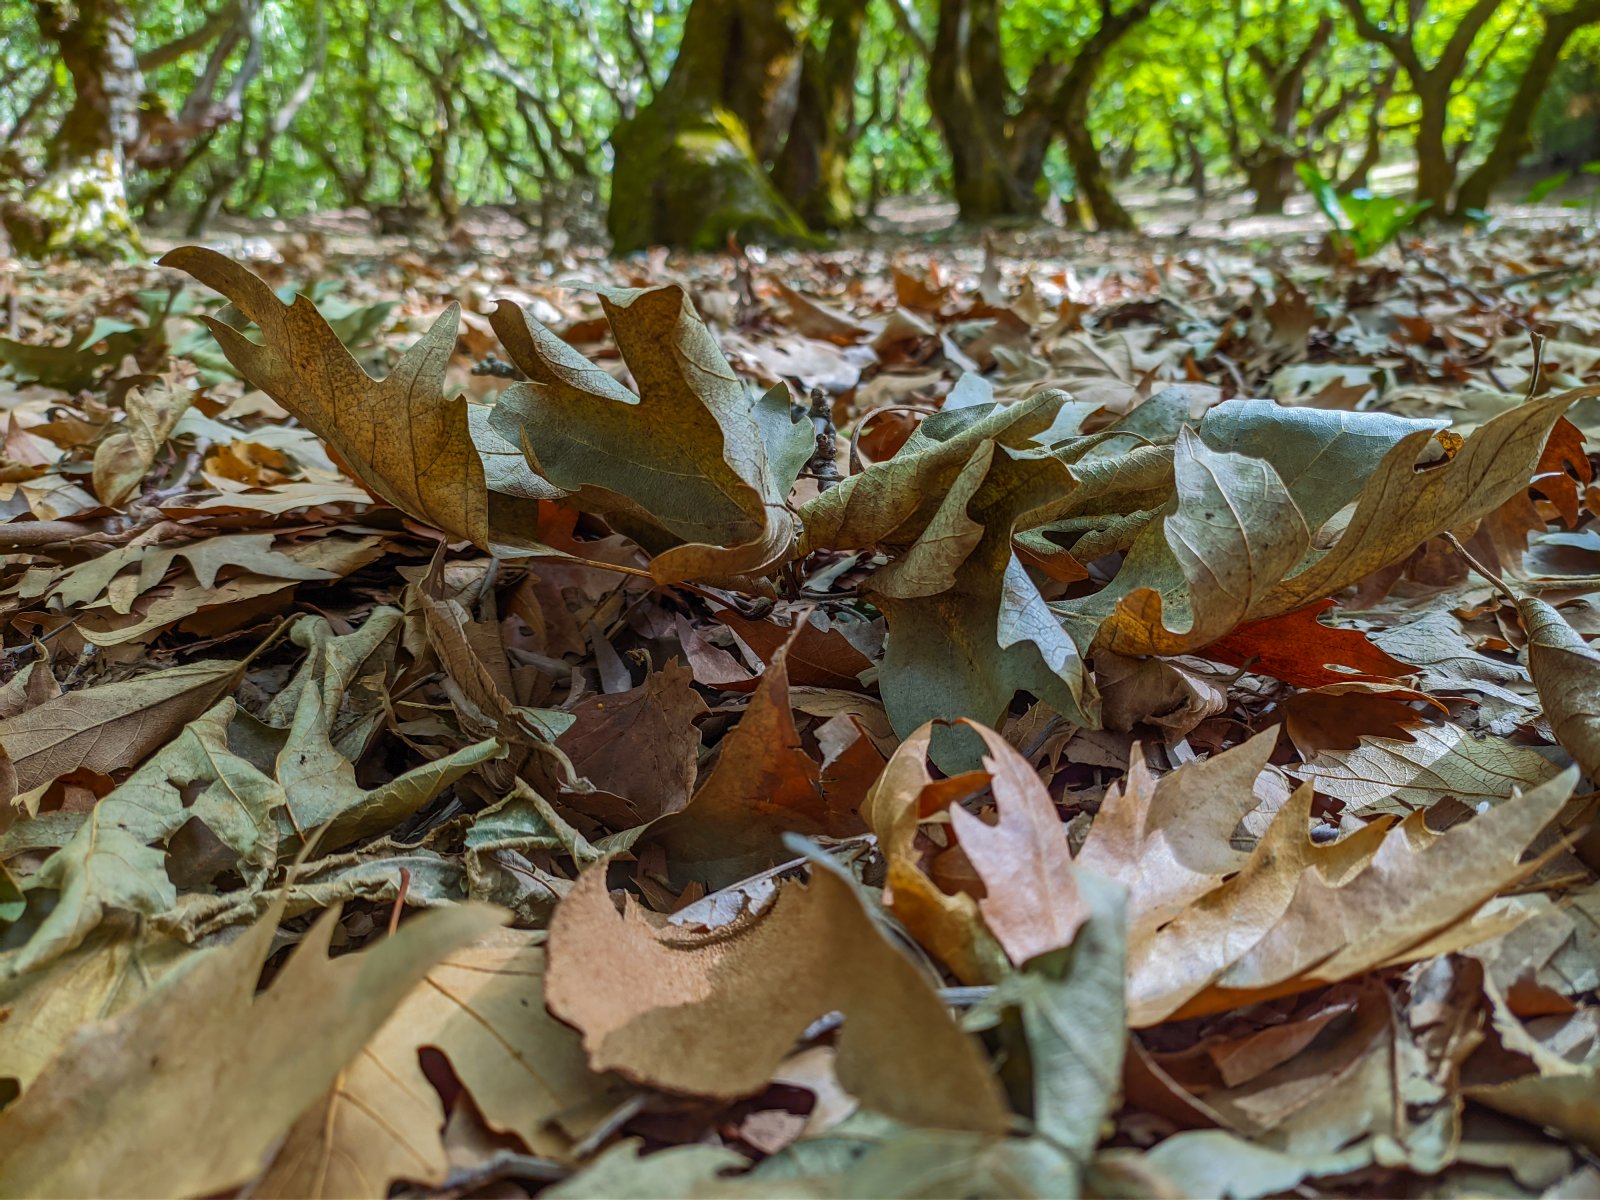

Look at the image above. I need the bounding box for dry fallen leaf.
[0,898,500,1197]
[947,720,1087,966]
[162,246,492,547]
[544,856,1010,1133]
[256,927,622,1198]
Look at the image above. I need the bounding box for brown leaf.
[1279,681,1442,758]
[0,899,500,1197]
[1519,596,1600,781]
[544,857,1010,1132]
[557,659,709,825]
[947,721,1087,966]
[0,658,244,802]
[257,928,621,1198]
[714,607,874,691]
[1077,728,1280,939]
[859,723,998,984]
[649,643,858,888]
[161,247,491,548]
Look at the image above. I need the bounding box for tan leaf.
[544,857,1010,1132]
[1288,723,1559,816]
[1181,768,1576,1019]
[1077,728,1280,939]
[160,246,490,547]
[859,722,999,985]
[91,377,196,508]
[946,721,1087,966]
[1519,596,1600,781]
[257,928,622,1198]
[0,657,244,801]
[0,898,500,1197]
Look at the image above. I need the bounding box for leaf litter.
[2,223,1600,1196]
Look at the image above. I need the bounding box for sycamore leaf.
[1254,387,1597,615]
[858,723,1001,985]
[487,285,813,583]
[1076,728,1280,940]
[257,927,624,1198]
[947,721,1087,967]
[649,642,857,889]
[1174,768,1576,1020]
[557,658,708,826]
[91,376,196,507]
[0,925,190,1094]
[160,246,492,548]
[0,657,245,801]
[0,898,500,1198]
[1205,600,1409,688]
[544,856,1010,1132]
[2,701,283,977]
[1125,784,1391,1025]
[1519,596,1600,781]
[1058,388,1597,658]
[1288,724,1560,815]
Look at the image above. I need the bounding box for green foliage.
[1296,162,1430,258]
[1,0,1599,235]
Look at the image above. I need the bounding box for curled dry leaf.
[946,720,1087,967]
[256,927,624,1198]
[859,722,999,985]
[1163,769,1577,1023]
[543,856,1010,1133]
[648,641,860,889]
[1077,728,1281,940]
[488,284,813,584]
[161,246,492,548]
[0,897,500,1198]
[1519,596,1600,781]
[91,376,196,508]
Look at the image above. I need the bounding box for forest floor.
[2,201,1600,1197]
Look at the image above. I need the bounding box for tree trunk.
[1247,156,1295,214]
[928,0,1038,220]
[772,0,867,230]
[607,0,812,251]
[1452,1,1600,216]
[1413,83,1455,212]
[3,0,143,259]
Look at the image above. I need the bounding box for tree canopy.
[2,0,1599,254]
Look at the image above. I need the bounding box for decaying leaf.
[161,247,492,547]
[488,284,813,583]
[544,856,1010,1132]
[257,927,623,1198]
[0,656,245,803]
[0,898,500,1197]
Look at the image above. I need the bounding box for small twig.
[1441,532,1519,604]
[804,386,842,491]
[387,867,412,936]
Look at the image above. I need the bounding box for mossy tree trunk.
[771,0,868,231]
[927,0,1155,228]
[607,0,814,252]
[3,0,144,259]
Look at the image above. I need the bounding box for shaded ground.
[2,206,1600,1196]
